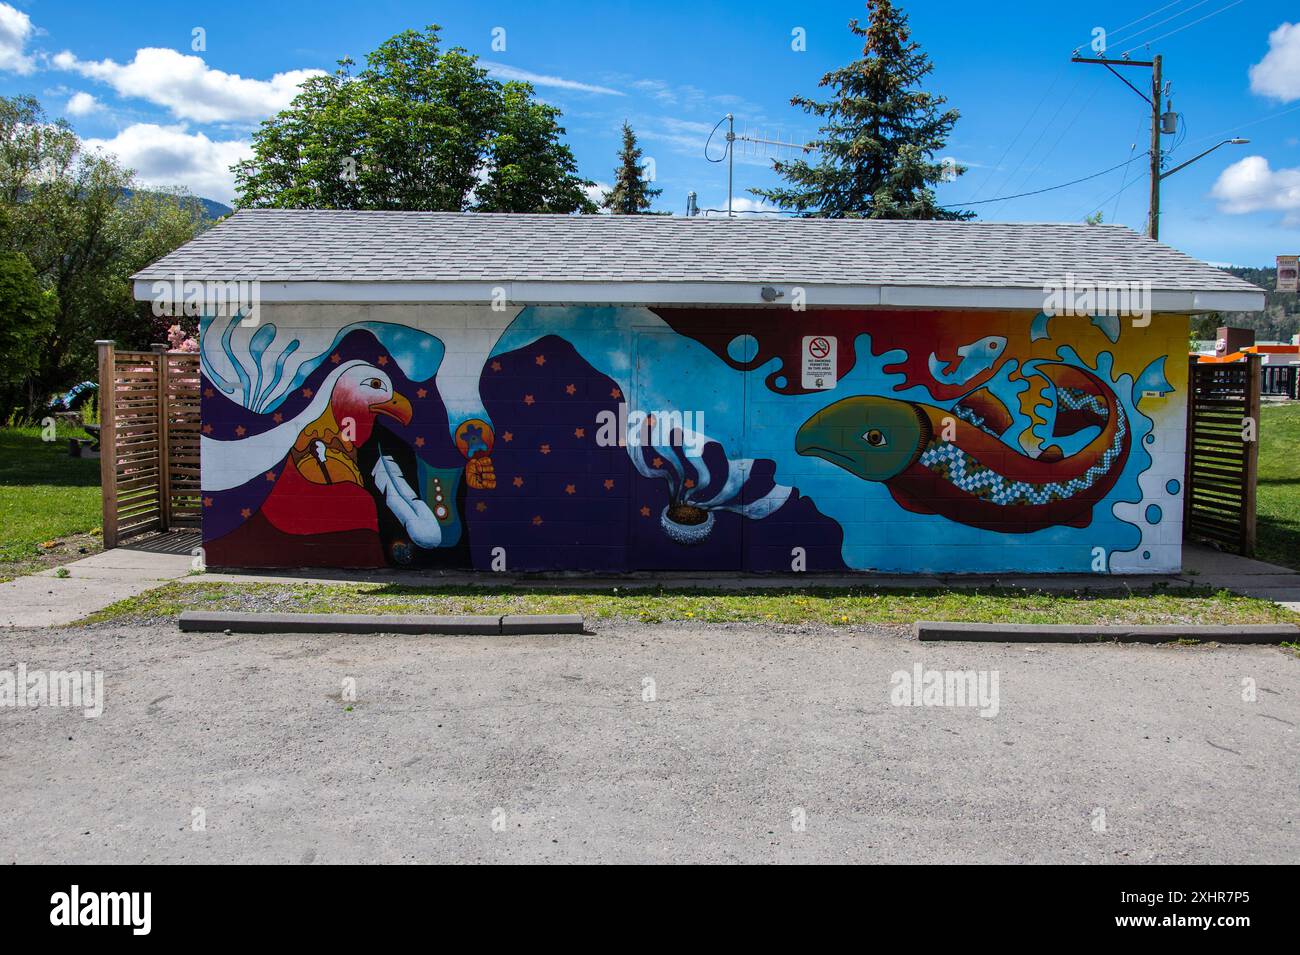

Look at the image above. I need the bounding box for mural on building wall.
[198,304,1185,573]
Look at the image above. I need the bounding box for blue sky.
[2,0,1297,265]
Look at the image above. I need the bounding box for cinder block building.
[135,211,1263,573]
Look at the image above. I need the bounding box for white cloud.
[1210,155,1300,224]
[1250,22,1300,102]
[82,123,251,203]
[481,61,622,96]
[52,47,324,123]
[631,79,676,104]
[640,117,777,168]
[639,116,715,154]
[628,77,762,116]
[585,180,610,209]
[65,91,101,117]
[0,2,35,74]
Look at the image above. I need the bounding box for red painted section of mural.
[206,512,387,568]
[260,462,382,537]
[653,308,1036,399]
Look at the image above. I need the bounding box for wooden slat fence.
[1183,354,1260,556]
[96,340,202,547]
[1261,365,1297,398]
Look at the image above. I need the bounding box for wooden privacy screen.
[1183,354,1260,556]
[96,341,202,547]
[1261,365,1298,399]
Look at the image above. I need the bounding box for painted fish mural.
[927,335,1007,386]
[795,363,1130,532]
[197,304,1187,574]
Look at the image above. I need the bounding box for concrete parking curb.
[178,611,585,635]
[915,621,1300,644]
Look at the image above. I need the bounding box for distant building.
[1196,325,1300,396]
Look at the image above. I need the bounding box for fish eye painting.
[198,304,1186,574]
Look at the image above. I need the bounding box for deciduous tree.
[0,96,205,422]
[234,26,595,213]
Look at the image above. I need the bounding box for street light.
[1159,138,1249,181]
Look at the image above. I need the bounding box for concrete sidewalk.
[0,532,199,628]
[2,535,1297,628]
[1180,546,1300,610]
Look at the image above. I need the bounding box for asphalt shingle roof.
[134,209,1259,294]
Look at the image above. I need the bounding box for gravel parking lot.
[1,620,1296,864]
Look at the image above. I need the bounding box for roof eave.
[133,278,1266,313]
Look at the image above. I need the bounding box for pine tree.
[751,0,971,220]
[601,122,663,214]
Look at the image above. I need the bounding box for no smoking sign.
[801,335,837,390]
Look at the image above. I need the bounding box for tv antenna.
[705,113,815,216]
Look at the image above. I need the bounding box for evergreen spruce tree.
[601,122,663,214]
[751,0,971,220]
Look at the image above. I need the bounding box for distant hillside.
[191,196,234,220]
[120,189,232,223]
[1192,266,1300,342]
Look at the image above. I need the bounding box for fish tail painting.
[198,305,1187,574]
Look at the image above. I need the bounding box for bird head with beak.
[329,364,412,445]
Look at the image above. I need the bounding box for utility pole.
[726,114,734,218]
[1148,55,1162,241]
[1071,51,1164,240]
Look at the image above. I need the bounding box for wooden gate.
[96,340,202,547]
[1183,354,1260,555]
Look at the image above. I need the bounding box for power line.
[1112,0,1192,36]
[698,207,784,216]
[694,153,1151,215]
[1073,0,1201,56]
[965,70,1065,203]
[989,83,1103,216]
[1112,0,1215,50]
[940,153,1149,208]
[1083,171,1147,222]
[1110,115,1147,224]
[1121,0,1246,56]
[979,74,1087,206]
[1187,102,1300,149]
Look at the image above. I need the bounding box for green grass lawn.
[0,423,103,582]
[1257,403,1300,571]
[80,580,1300,628]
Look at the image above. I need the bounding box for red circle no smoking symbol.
[808,337,830,359]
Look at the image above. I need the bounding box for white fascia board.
[881,286,1267,312]
[1190,290,1266,312]
[133,278,1266,313]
